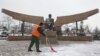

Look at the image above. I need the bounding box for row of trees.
[62,21,100,38]
[0,15,34,36]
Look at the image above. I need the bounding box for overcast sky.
[0,0,100,30]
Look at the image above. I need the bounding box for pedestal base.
[41,30,58,44]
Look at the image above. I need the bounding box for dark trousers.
[28,35,40,50]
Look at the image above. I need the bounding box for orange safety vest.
[32,24,41,39]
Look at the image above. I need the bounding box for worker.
[28,22,46,52]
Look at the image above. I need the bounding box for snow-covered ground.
[0,40,100,56]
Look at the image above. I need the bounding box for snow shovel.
[46,37,56,52]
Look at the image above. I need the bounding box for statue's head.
[48,14,52,18]
[39,22,44,27]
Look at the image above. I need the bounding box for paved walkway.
[0,40,100,56]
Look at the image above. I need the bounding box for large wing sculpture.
[54,9,99,26]
[2,9,99,26]
[2,9,44,24]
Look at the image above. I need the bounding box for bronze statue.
[45,14,54,30]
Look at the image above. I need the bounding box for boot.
[28,49,33,52]
[36,49,42,52]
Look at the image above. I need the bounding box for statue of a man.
[45,14,54,30]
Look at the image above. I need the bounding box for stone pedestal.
[8,36,32,41]
[58,36,93,41]
[41,30,58,44]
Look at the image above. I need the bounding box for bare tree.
[2,15,14,30]
[93,27,100,39]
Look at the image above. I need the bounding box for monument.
[1,9,99,43]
